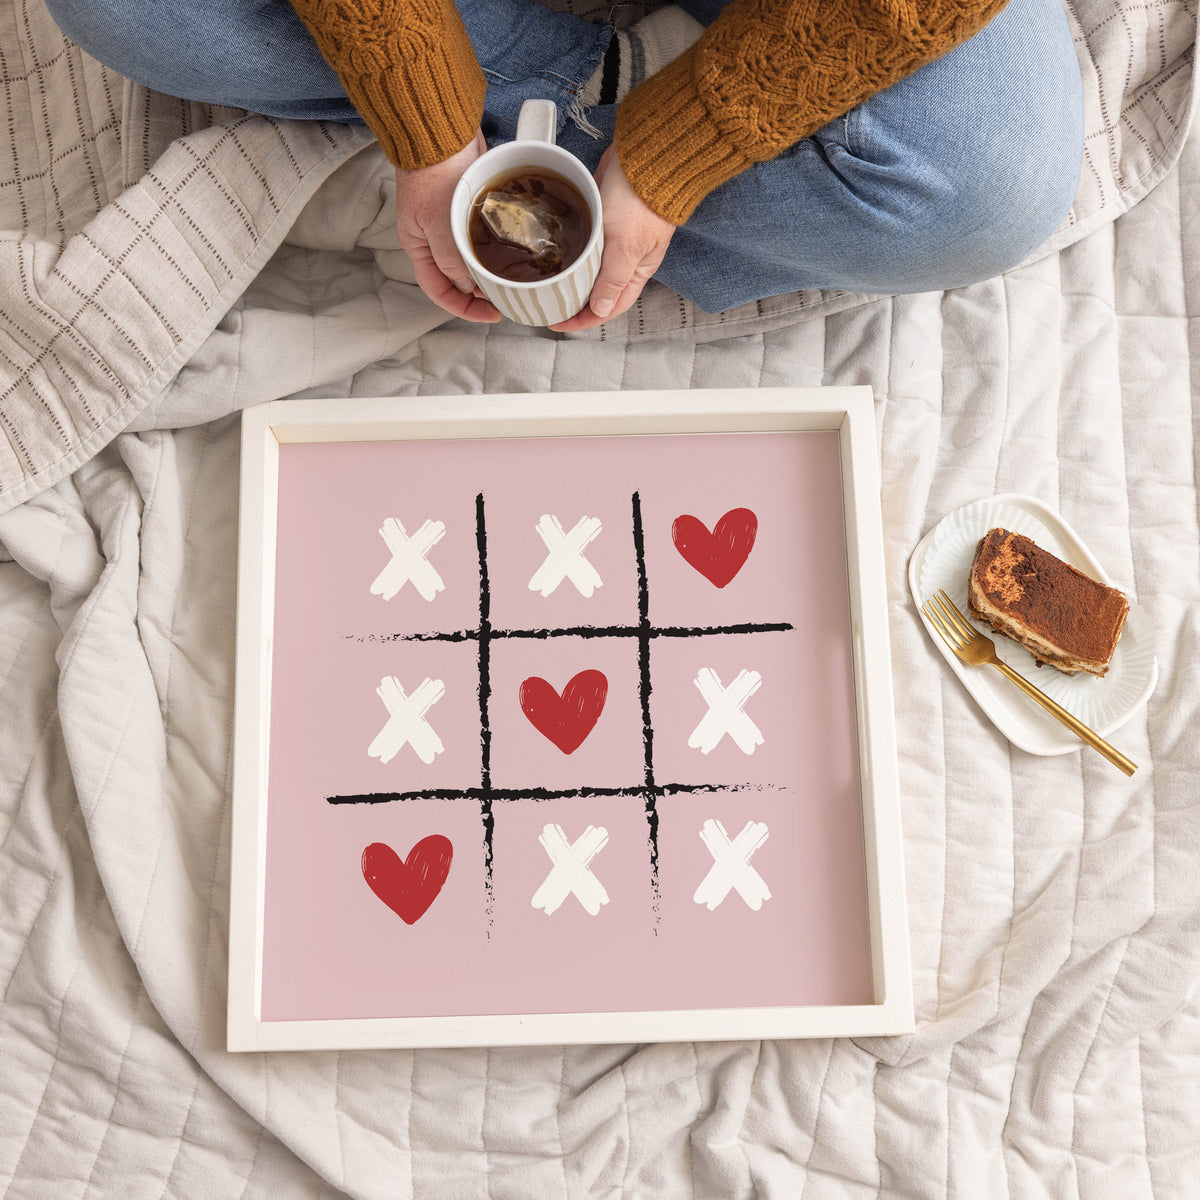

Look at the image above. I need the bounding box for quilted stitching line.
[160,1074,207,1199]
[796,1041,838,1200]
[943,1041,957,1198]
[108,437,174,989]
[556,1047,570,1197]
[334,1051,346,1189]
[50,467,139,726]
[0,749,83,995]
[79,986,153,1199]
[618,1058,633,1199]
[931,297,954,1032]
[407,1048,417,1199]
[1067,936,1135,1194]
[5,471,137,1182]
[1058,746,1090,1200]
[482,1045,492,1197]
[171,424,230,1066]
[1114,190,1161,1190]
[1137,1036,1163,1198]
[0,651,60,865]
[688,1042,700,1200]
[735,1042,762,1198]
[234,1120,268,1199]
[870,1060,883,1200]
[4,820,87,1193]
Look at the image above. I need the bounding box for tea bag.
[479,190,565,266]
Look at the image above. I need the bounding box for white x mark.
[367,675,445,765]
[693,819,771,911]
[687,667,764,755]
[531,823,610,916]
[527,515,603,598]
[371,517,446,602]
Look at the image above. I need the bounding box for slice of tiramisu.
[967,528,1129,677]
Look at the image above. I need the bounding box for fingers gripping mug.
[451,99,603,326]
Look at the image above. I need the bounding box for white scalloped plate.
[908,493,1157,756]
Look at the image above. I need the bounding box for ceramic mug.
[451,99,603,326]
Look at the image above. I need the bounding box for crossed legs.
[45,0,1083,311]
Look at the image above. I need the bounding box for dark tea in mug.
[468,169,591,282]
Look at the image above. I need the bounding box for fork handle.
[991,661,1137,775]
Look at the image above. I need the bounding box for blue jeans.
[46,0,1084,312]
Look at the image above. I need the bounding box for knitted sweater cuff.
[289,0,486,170]
[613,52,756,226]
[344,30,486,168]
[615,0,1010,226]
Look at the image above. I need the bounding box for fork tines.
[923,590,969,647]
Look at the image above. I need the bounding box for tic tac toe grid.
[230,391,915,1050]
[327,491,793,916]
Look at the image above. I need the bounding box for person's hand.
[394,130,501,322]
[551,145,676,332]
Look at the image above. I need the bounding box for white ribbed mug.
[451,100,603,326]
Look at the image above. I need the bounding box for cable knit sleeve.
[614,0,1010,225]
[288,0,486,169]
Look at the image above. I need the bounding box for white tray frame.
[228,387,912,1051]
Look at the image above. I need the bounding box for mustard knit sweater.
[289,0,1008,225]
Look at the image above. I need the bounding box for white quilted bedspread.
[1,0,1199,1195]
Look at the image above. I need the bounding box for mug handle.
[515,99,558,145]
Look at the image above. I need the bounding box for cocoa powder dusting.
[970,528,1128,663]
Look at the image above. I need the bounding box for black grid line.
[474,492,495,914]
[331,491,793,918]
[631,490,660,903]
[349,621,794,644]
[329,781,770,805]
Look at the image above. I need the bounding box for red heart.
[671,507,758,588]
[361,836,453,924]
[519,669,608,754]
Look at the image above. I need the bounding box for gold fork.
[922,589,1137,776]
